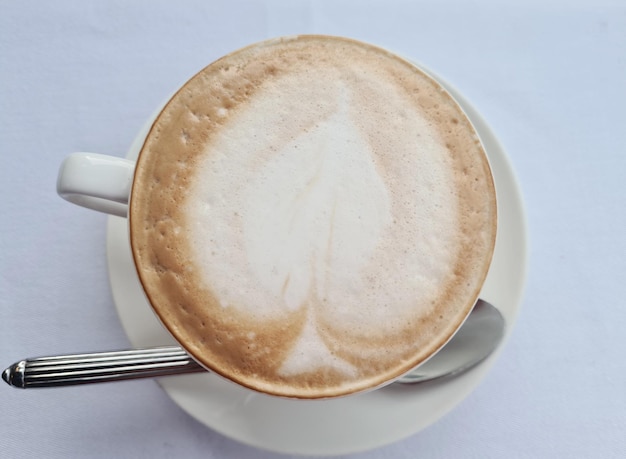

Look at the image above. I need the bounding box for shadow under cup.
[60,35,498,400]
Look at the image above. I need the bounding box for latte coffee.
[129,35,497,398]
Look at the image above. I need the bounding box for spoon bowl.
[396,299,504,384]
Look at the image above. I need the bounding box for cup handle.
[57,153,135,218]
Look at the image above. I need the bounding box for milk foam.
[130,36,497,397]
[187,71,459,375]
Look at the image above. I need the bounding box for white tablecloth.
[1,1,625,457]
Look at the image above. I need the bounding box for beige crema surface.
[129,35,497,398]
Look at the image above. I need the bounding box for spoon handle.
[3,300,503,389]
[2,346,203,388]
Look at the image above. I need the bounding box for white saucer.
[106,72,528,456]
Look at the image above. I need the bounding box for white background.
[1,1,625,458]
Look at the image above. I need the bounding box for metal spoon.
[2,299,504,389]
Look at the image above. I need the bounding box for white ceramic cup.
[56,36,497,399]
